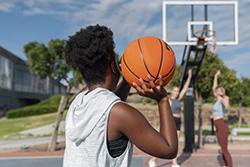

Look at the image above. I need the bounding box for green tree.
[241,78,250,107]
[24,39,71,89]
[24,39,83,151]
[168,50,242,105]
[196,52,241,105]
[167,64,181,88]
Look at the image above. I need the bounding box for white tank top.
[63,88,133,167]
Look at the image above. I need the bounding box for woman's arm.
[112,76,178,159]
[178,69,192,101]
[114,78,131,101]
[213,70,220,96]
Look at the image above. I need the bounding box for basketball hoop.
[193,29,217,54]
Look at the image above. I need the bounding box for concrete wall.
[0,46,66,113]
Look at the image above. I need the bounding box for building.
[0,46,66,111]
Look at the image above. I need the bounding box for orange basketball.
[120,36,176,87]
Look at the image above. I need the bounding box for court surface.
[1,149,250,167]
[0,156,144,167]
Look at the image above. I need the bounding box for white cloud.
[0,0,250,76]
[0,0,16,12]
[0,0,162,40]
[69,0,162,40]
[22,7,68,16]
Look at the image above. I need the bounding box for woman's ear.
[111,61,117,74]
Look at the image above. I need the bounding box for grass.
[237,132,250,136]
[7,95,62,118]
[231,123,250,128]
[0,112,67,140]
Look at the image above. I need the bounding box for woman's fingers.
[132,82,144,94]
[133,76,167,101]
[139,78,149,91]
[215,70,221,76]
[158,75,163,87]
[148,75,158,92]
[188,69,192,77]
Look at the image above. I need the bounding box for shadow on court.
[156,152,192,167]
[177,152,192,165]
[216,151,225,167]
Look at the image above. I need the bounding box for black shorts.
[174,116,181,131]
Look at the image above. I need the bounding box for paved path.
[0,137,64,150]
[17,122,250,142]
[19,122,65,136]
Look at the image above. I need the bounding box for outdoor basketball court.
[0,148,249,167]
[0,0,248,167]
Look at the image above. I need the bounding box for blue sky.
[0,0,249,77]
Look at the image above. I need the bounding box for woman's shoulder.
[110,102,146,125]
[213,100,223,109]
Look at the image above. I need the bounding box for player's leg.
[220,121,233,167]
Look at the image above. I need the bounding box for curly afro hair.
[64,24,115,85]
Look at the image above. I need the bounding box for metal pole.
[204,5,208,36]
[204,5,208,21]
[183,87,195,153]
[191,5,194,36]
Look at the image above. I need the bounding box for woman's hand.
[215,70,221,77]
[188,69,192,78]
[132,75,167,102]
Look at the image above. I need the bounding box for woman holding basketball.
[63,25,178,167]
[212,70,233,167]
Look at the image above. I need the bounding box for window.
[0,55,13,89]
[14,69,49,94]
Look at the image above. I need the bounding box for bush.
[36,95,62,106]
[242,96,250,107]
[6,95,61,119]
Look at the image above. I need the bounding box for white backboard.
[162,0,239,46]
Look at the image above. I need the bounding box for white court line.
[0,156,63,160]
[190,154,250,157]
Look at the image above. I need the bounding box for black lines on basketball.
[137,39,156,79]
[154,39,164,82]
[122,54,149,84]
[165,42,171,51]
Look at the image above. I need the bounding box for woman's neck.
[88,83,109,91]
[88,84,106,91]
